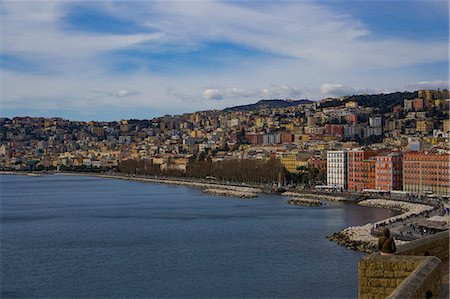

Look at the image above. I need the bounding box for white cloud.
[88,89,141,98]
[259,84,303,98]
[131,1,447,69]
[0,1,448,119]
[405,80,449,91]
[200,84,305,101]
[320,83,374,97]
[201,89,224,101]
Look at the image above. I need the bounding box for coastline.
[57,172,264,194]
[1,171,439,253]
[328,199,435,253]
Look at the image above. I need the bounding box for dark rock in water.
[272,187,286,194]
[286,198,322,207]
[327,232,376,253]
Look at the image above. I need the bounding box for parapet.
[358,231,449,299]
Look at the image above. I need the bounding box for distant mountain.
[223,99,313,112]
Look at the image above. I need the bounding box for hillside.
[319,91,418,113]
[223,99,313,112]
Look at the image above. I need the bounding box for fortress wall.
[358,231,448,299]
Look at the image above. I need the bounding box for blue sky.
[1,0,448,121]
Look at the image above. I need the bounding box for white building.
[369,116,383,128]
[327,150,348,190]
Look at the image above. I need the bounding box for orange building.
[403,151,449,196]
[361,158,376,190]
[348,150,379,191]
[375,153,402,191]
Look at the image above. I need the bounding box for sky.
[0,0,448,121]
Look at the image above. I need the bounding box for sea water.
[0,175,392,298]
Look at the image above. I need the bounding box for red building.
[245,133,263,145]
[403,151,449,196]
[324,124,344,136]
[348,150,379,191]
[412,98,424,111]
[280,132,293,144]
[375,153,402,191]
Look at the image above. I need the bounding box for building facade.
[403,152,449,196]
[375,153,403,191]
[347,150,378,192]
[327,150,348,190]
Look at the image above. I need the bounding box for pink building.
[375,153,402,191]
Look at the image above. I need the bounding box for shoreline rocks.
[286,197,323,207]
[203,188,257,198]
[282,192,346,202]
[60,173,263,194]
[328,199,434,253]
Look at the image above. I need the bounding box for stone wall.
[358,231,448,299]
[396,231,449,260]
[387,257,441,299]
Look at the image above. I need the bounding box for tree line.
[118,157,286,185]
[118,156,326,186]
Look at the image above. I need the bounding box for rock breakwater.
[59,173,262,199]
[282,192,346,202]
[328,199,434,253]
[203,188,257,198]
[286,197,322,207]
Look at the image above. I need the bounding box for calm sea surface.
[1,175,393,298]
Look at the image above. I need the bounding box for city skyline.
[1,0,449,121]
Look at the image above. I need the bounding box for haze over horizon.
[1,0,448,121]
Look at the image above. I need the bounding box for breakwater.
[328,199,435,253]
[203,188,257,198]
[282,192,346,202]
[286,197,322,207]
[57,173,262,198]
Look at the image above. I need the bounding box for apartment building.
[375,152,403,191]
[327,150,348,190]
[347,150,378,192]
[403,152,449,196]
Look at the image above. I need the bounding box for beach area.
[1,171,447,253]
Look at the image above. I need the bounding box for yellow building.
[416,120,434,133]
[345,101,358,108]
[152,157,165,165]
[255,117,265,127]
[280,154,308,173]
[284,123,294,131]
[443,119,450,134]
[297,134,311,143]
[322,135,338,141]
[426,137,447,145]
[316,143,330,150]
